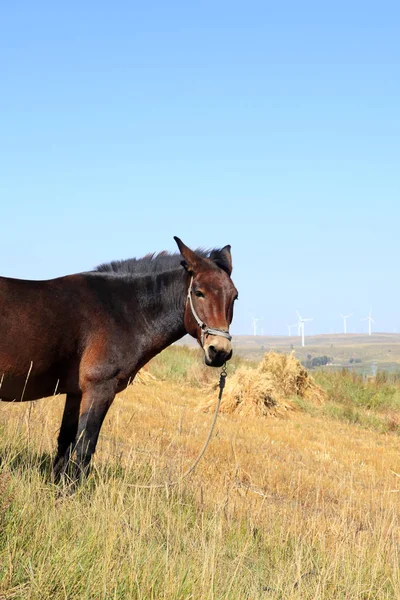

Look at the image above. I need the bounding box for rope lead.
[127,363,227,490]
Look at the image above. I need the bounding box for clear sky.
[1,1,399,335]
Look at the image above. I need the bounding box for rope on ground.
[126,364,227,489]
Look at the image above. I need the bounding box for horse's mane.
[95,249,207,276]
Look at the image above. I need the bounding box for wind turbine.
[296,311,313,347]
[251,317,262,336]
[362,310,375,336]
[340,313,353,334]
[286,324,297,337]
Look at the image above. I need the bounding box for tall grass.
[2,421,400,599]
[1,456,275,599]
[314,369,400,411]
[311,368,400,433]
[1,349,400,598]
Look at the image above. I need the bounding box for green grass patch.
[295,369,400,434]
[294,395,400,434]
[314,368,400,411]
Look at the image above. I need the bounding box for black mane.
[95,249,209,277]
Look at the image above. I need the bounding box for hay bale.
[201,352,326,417]
[258,352,325,404]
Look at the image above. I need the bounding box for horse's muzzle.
[204,346,233,368]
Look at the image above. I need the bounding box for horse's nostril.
[205,345,232,367]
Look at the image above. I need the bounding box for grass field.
[1,347,400,598]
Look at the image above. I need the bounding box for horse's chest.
[115,372,137,393]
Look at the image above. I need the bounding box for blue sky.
[1,1,399,335]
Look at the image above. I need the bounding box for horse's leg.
[72,380,116,482]
[52,393,82,482]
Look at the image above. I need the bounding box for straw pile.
[201,352,326,417]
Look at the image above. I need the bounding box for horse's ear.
[210,245,232,275]
[173,236,205,273]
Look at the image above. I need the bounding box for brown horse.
[0,237,238,481]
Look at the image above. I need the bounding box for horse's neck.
[133,268,189,361]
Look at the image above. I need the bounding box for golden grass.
[202,352,326,417]
[1,358,400,598]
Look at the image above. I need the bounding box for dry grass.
[202,352,326,417]
[1,349,400,598]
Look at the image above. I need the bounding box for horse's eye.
[234,294,239,301]
[195,290,205,298]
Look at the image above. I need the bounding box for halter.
[187,276,232,347]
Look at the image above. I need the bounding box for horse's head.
[174,237,238,367]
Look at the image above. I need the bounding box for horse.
[0,237,238,482]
